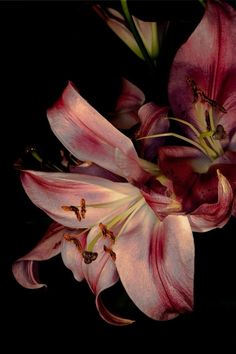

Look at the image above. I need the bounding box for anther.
[80,198,86,219]
[82,251,98,264]
[186,77,227,113]
[205,110,211,131]
[103,245,116,262]
[99,223,115,241]
[64,234,82,252]
[61,205,81,221]
[213,124,227,140]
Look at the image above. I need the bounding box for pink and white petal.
[21,170,140,228]
[110,79,145,130]
[82,227,134,325]
[61,230,87,281]
[70,163,124,182]
[137,103,169,160]
[114,205,194,320]
[188,170,233,232]
[169,1,236,136]
[12,222,65,289]
[47,82,148,183]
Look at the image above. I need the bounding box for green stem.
[120,0,156,70]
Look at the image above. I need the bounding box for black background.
[1,0,236,349]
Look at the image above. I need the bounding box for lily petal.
[82,227,134,325]
[158,146,205,199]
[12,222,65,289]
[114,205,194,320]
[21,170,140,228]
[47,82,148,183]
[110,78,145,130]
[169,1,236,137]
[188,170,233,232]
[137,102,169,160]
[61,230,87,281]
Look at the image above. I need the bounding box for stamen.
[99,223,115,241]
[103,245,116,262]
[213,124,227,140]
[82,251,98,264]
[137,132,211,158]
[61,205,81,221]
[80,198,86,219]
[64,234,83,252]
[187,77,227,113]
[167,117,200,138]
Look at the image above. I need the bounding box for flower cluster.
[13,0,236,325]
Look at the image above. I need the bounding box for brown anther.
[99,223,115,241]
[63,234,82,252]
[186,77,227,113]
[213,124,227,140]
[103,245,116,262]
[82,251,98,264]
[80,198,86,219]
[205,110,211,131]
[61,205,81,221]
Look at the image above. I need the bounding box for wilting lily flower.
[93,4,159,61]
[13,82,232,324]
[144,1,236,216]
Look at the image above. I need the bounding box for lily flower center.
[63,196,146,263]
[138,78,227,161]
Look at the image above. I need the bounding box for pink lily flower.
[148,1,236,215]
[13,82,232,324]
[93,5,159,61]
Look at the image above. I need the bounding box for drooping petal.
[82,226,134,325]
[109,78,145,129]
[114,204,194,320]
[188,170,233,232]
[47,82,148,183]
[61,230,87,282]
[169,1,236,138]
[21,170,140,228]
[12,222,65,289]
[137,102,169,160]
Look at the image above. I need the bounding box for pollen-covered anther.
[213,124,227,140]
[61,205,81,221]
[103,245,116,262]
[82,251,98,264]
[63,234,82,252]
[99,223,115,241]
[186,77,227,113]
[80,198,86,219]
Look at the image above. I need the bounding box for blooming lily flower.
[143,1,236,216]
[93,4,159,61]
[13,82,232,324]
